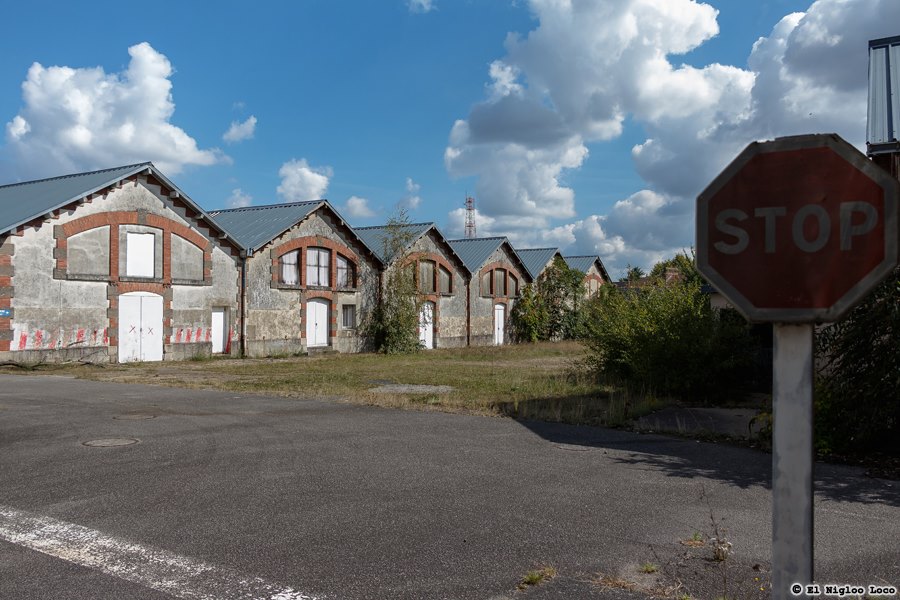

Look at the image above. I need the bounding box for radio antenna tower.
[464,195,477,238]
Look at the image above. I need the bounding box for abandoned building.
[209,201,381,356]
[0,163,243,363]
[355,222,469,349]
[515,247,565,282]
[563,255,611,296]
[447,237,530,346]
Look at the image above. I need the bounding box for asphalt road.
[0,374,897,599]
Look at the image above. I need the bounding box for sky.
[0,0,896,277]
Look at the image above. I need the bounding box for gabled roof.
[209,201,324,254]
[516,247,563,280]
[354,222,433,263]
[355,222,468,273]
[0,162,241,252]
[563,255,612,282]
[0,163,147,235]
[447,236,531,281]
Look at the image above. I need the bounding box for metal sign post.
[696,133,899,599]
[772,324,814,595]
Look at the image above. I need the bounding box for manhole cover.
[82,438,140,447]
[112,414,156,420]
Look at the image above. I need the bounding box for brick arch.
[478,261,524,298]
[405,251,458,295]
[270,236,360,289]
[54,211,212,284]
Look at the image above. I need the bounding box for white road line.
[0,504,322,600]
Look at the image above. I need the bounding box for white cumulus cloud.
[2,42,226,180]
[226,188,253,208]
[223,115,257,143]
[344,195,376,218]
[276,158,332,202]
[408,0,435,14]
[444,0,898,271]
[400,177,422,210]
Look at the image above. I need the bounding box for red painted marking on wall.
[102,328,108,345]
[194,328,202,343]
[186,328,193,343]
[175,328,182,343]
[205,328,211,342]
[18,333,27,351]
[34,330,43,348]
[76,329,85,343]
[225,329,232,354]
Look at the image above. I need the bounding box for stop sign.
[697,134,898,323]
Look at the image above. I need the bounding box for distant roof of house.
[354,222,434,263]
[516,248,562,280]
[563,255,612,282]
[0,162,240,250]
[447,236,530,280]
[209,201,329,254]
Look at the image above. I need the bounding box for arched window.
[336,255,355,289]
[281,250,300,285]
[418,260,436,294]
[307,247,330,287]
[439,265,452,294]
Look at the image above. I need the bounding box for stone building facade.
[448,237,530,346]
[0,164,242,363]
[211,202,380,356]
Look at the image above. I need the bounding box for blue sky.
[0,0,894,276]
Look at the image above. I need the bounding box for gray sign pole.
[771,323,815,598]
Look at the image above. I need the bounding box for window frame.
[336,254,354,290]
[281,249,300,286]
[341,304,357,329]
[306,247,330,287]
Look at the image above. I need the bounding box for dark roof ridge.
[355,221,434,230]
[0,162,152,190]
[210,200,324,213]
[447,235,507,242]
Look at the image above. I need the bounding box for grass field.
[11,341,652,425]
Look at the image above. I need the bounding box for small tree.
[510,257,586,341]
[360,210,422,354]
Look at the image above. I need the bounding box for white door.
[118,292,163,362]
[418,301,435,349]
[493,303,505,346]
[211,307,226,354]
[306,299,329,347]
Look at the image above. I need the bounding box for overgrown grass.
[19,342,655,424]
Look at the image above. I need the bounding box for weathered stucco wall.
[244,211,378,357]
[468,244,524,346]
[1,175,240,363]
[410,231,468,348]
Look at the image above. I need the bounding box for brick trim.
[478,261,524,298]
[270,236,360,291]
[404,252,457,295]
[55,211,212,286]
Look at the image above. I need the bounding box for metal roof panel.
[0,163,151,235]
[515,247,561,279]
[209,201,323,253]
[354,222,433,263]
[447,237,506,273]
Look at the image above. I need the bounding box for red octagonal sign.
[697,134,898,323]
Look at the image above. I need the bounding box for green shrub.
[510,257,587,342]
[815,267,900,455]
[582,276,758,400]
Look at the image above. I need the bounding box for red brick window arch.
[480,263,521,298]
[272,236,360,291]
